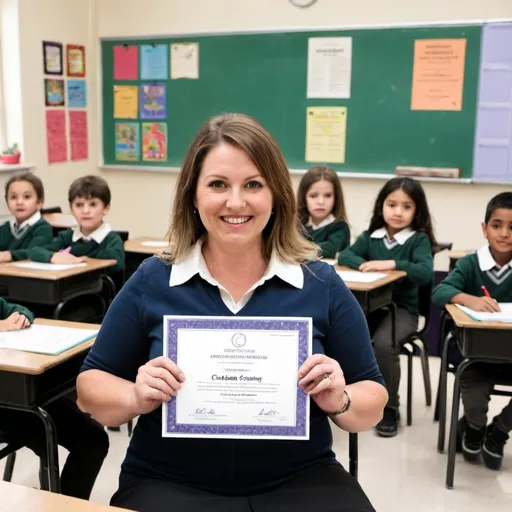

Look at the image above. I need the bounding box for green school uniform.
[0,297,34,323]
[306,218,350,259]
[28,223,125,274]
[338,227,433,315]
[432,245,512,306]
[0,213,53,261]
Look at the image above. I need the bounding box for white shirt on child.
[72,222,112,244]
[370,226,416,245]
[307,214,335,231]
[9,211,41,238]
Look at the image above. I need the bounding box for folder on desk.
[0,324,98,355]
[336,271,387,283]
[456,304,512,323]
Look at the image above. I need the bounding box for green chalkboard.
[101,25,482,178]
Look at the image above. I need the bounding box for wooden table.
[0,319,99,494]
[124,236,170,279]
[441,304,512,489]
[0,481,128,511]
[447,250,474,271]
[0,259,116,317]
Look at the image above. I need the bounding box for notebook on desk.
[336,271,387,283]
[456,304,512,323]
[0,324,98,355]
[12,262,87,271]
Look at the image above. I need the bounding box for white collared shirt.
[307,214,335,231]
[9,210,41,232]
[370,226,416,245]
[169,240,304,314]
[477,244,512,272]
[72,222,112,244]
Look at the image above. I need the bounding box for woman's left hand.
[298,354,346,414]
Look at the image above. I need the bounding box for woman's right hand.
[132,356,186,415]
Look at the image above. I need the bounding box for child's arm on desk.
[28,231,71,262]
[338,231,369,268]
[93,233,125,273]
[9,222,54,262]
[0,297,33,331]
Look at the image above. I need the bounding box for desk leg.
[33,406,60,493]
[437,332,453,453]
[349,432,358,480]
[446,359,472,489]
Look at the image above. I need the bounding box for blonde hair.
[165,113,318,264]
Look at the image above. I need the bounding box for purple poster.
[140,83,166,120]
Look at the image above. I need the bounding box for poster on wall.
[45,79,65,107]
[142,122,167,162]
[67,80,87,108]
[46,110,67,163]
[69,111,88,161]
[113,45,139,80]
[113,85,138,118]
[170,43,199,79]
[140,83,166,119]
[115,122,140,161]
[67,44,86,77]
[140,44,168,80]
[305,107,347,163]
[42,41,63,75]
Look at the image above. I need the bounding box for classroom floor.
[2,357,512,511]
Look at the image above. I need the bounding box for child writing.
[29,175,125,274]
[339,177,436,437]
[432,191,512,470]
[0,173,53,262]
[297,166,350,259]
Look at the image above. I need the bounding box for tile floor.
[2,357,512,511]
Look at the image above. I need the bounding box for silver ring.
[323,373,331,380]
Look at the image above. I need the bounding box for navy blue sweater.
[81,257,383,495]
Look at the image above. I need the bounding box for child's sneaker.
[462,417,485,463]
[482,421,509,470]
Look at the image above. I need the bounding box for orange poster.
[411,39,467,111]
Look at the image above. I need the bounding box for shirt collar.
[72,222,111,243]
[477,244,511,271]
[370,226,416,245]
[10,210,41,231]
[307,214,335,231]
[169,239,304,290]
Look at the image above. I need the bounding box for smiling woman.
[77,113,387,512]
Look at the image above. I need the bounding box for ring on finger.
[323,373,332,380]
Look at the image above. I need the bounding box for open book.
[456,303,512,323]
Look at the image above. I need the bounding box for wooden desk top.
[0,481,128,511]
[0,319,98,375]
[447,250,475,260]
[446,304,512,331]
[0,258,116,281]
[335,265,406,292]
[42,213,77,229]
[124,235,170,255]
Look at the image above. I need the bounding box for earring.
[193,208,198,214]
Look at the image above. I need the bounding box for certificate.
[162,316,312,440]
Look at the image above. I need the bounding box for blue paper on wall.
[67,80,87,107]
[140,44,168,80]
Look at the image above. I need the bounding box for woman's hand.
[132,356,186,415]
[359,260,396,272]
[298,354,346,414]
[0,312,31,332]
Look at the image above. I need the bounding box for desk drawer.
[458,328,512,361]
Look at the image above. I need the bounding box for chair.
[40,206,62,215]
[433,242,453,255]
[348,432,358,479]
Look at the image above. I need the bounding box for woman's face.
[194,143,273,250]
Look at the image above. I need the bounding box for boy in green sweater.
[0,297,33,331]
[432,191,512,470]
[0,173,52,262]
[29,175,124,274]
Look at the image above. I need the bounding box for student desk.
[42,213,77,236]
[124,236,169,279]
[447,250,474,271]
[0,481,129,511]
[0,259,116,318]
[0,319,98,494]
[441,305,512,489]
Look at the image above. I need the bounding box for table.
[447,250,474,271]
[0,259,116,318]
[124,236,170,279]
[441,304,512,489]
[42,214,77,236]
[0,319,99,493]
[0,481,128,511]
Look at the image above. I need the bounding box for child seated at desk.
[432,191,512,470]
[0,173,52,263]
[28,175,124,274]
[338,177,435,437]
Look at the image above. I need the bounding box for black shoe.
[376,407,399,437]
[462,418,485,463]
[482,421,509,471]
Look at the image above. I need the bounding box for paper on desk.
[456,304,512,323]
[322,259,337,266]
[141,241,169,248]
[12,262,87,271]
[336,271,386,283]
[0,324,98,355]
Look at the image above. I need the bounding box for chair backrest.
[115,230,129,242]
[40,206,62,215]
[417,278,435,334]
[433,241,453,255]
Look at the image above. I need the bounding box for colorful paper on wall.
[170,43,199,79]
[411,38,467,111]
[45,79,65,107]
[140,83,166,119]
[113,45,138,80]
[46,110,67,164]
[114,85,138,119]
[115,122,140,161]
[43,41,63,75]
[140,44,168,80]
[69,111,88,161]
[66,44,86,77]
[67,80,87,107]
[142,122,167,162]
[305,107,347,163]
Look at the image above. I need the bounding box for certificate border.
[163,316,311,440]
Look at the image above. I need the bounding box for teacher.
[77,114,387,512]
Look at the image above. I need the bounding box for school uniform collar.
[477,244,512,271]
[370,226,416,245]
[72,222,112,244]
[169,239,304,290]
[9,210,41,231]
[307,214,335,231]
